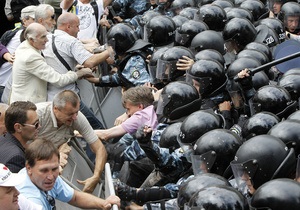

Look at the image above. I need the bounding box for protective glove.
[238,70,253,92]
[135,125,152,144]
[237,69,256,100]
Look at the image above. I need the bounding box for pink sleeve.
[121,114,142,134]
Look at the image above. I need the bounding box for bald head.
[24,23,48,50]
[57,13,78,28]
[0,103,9,135]
[25,23,47,40]
[57,13,80,37]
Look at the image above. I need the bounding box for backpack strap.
[67,0,98,24]
[0,26,22,46]
[90,0,99,23]
[67,0,78,13]
[52,35,72,71]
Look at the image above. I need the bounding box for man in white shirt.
[0,5,37,103]
[61,0,112,40]
[10,23,93,103]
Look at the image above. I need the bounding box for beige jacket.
[10,40,78,104]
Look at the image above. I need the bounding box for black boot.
[114,181,137,201]
[114,181,172,205]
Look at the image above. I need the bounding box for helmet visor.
[296,154,300,182]
[186,72,211,95]
[228,90,244,109]
[230,160,258,195]
[268,0,283,15]
[156,92,171,116]
[148,64,160,84]
[177,134,194,163]
[191,151,216,175]
[156,59,178,82]
[249,98,262,116]
[224,40,237,53]
[107,38,116,53]
[143,25,152,43]
[193,11,202,22]
[184,204,201,210]
[175,30,190,46]
[283,13,300,34]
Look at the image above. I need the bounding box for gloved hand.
[135,125,152,144]
[114,181,137,201]
[237,69,253,92]
[237,69,256,100]
[237,114,248,128]
[230,115,249,138]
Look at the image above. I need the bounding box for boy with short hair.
[95,86,157,141]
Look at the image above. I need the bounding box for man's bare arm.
[95,125,127,141]
[77,139,107,193]
[61,0,74,11]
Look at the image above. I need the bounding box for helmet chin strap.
[276,100,297,119]
[206,76,228,98]
[271,147,296,180]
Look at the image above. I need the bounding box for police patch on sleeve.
[132,69,140,79]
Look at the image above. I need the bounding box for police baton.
[233,50,300,82]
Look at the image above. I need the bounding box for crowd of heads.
[2,0,300,209]
[105,0,300,209]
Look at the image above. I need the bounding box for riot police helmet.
[144,15,176,47]
[107,23,138,55]
[193,129,242,176]
[195,49,225,66]
[278,2,300,33]
[231,134,296,191]
[177,173,230,209]
[257,17,286,43]
[156,46,195,82]
[223,17,257,52]
[268,119,300,156]
[190,30,226,54]
[175,19,208,47]
[187,185,246,210]
[252,84,297,119]
[278,73,300,100]
[156,81,201,121]
[186,59,227,97]
[194,4,227,31]
[159,122,182,152]
[178,110,224,146]
[179,7,199,19]
[242,111,280,139]
[250,178,300,210]
[225,7,254,22]
[212,0,234,9]
[240,0,269,21]
[245,41,273,61]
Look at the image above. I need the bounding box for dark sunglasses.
[46,192,56,210]
[21,121,40,129]
[51,14,56,20]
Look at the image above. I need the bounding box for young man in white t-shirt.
[61,0,112,40]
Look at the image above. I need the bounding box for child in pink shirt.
[95,86,158,141]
